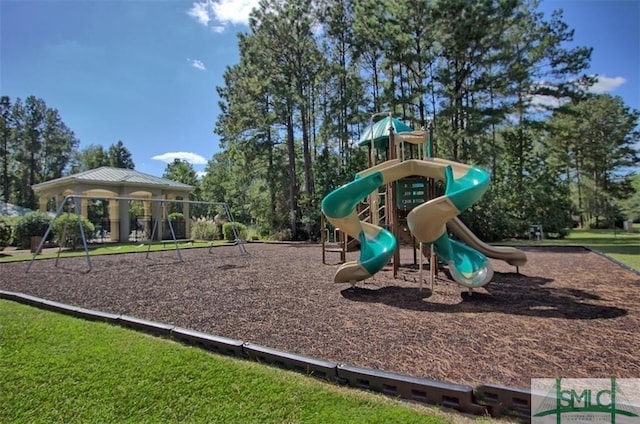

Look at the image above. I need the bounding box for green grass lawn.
[505,228,639,271]
[0,300,478,424]
[563,228,639,271]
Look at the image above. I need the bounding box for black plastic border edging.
[0,290,531,420]
[475,383,532,418]
[243,342,338,381]
[171,327,245,357]
[336,364,486,415]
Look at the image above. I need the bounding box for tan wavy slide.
[447,217,527,267]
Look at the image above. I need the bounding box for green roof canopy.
[357,116,414,149]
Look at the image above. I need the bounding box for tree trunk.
[301,99,314,197]
[286,110,298,238]
[267,127,276,229]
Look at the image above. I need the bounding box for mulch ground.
[1,243,639,389]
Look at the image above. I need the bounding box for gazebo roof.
[32,166,194,193]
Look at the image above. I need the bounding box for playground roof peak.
[357,116,415,149]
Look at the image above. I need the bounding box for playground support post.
[426,121,439,279]
[320,213,346,265]
[387,124,401,278]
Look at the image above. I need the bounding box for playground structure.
[321,113,527,289]
[26,195,248,273]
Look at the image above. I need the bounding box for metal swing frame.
[26,195,247,273]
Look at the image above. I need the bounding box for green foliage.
[14,211,52,249]
[4,95,80,209]
[201,150,255,225]
[547,95,640,226]
[190,217,217,240]
[163,159,203,216]
[0,216,11,249]
[87,199,108,226]
[619,174,640,222]
[128,200,144,225]
[0,215,20,246]
[107,140,135,169]
[163,159,199,187]
[246,226,260,240]
[272,228,293,241]
[70,140,135,173]
[71,144,109,172]
[459,189,516,242]
[166,212,186,239]
[168,212,184,222]
[222,222,248,241]
[53,213,95,249]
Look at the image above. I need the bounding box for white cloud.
[152,152,208,165]
[527,81,569,110]
[187,0,259,32]
[186,58,206,71]
[528,94,570,110]
[211,0,259,25]
[525,74,627,112]
[196,171,208,179]
[186,1,212,26]
[588,75,626,94]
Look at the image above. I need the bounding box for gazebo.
[31,167,195,242]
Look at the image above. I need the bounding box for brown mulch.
[1,243,639,389]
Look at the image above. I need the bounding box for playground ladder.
[321,213,346,264]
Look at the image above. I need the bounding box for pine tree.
[0,96,12,203]
[107,140,135,169]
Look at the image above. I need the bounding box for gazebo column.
[119,199,130,242]
[182,202,190,239]
[80,198,89,218]
[38,196,48,213]
[55,195,64,211]
[108,201,120,242]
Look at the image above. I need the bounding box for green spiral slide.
[322,158,496,288]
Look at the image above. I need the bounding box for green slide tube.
[435,165,493,287]
[322,171,396,278]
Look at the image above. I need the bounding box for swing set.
[26,195,248,273]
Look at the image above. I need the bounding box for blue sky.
[1,0,638,178]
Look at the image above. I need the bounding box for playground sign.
[395,177,429,211]
[531,378,640,423]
